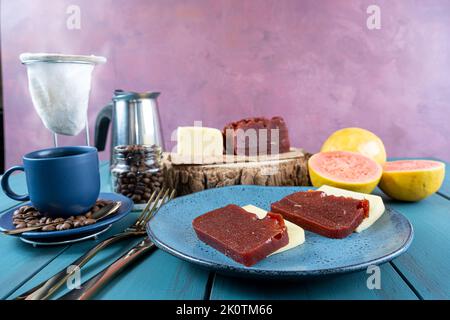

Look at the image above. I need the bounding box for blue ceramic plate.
[0,193,133,240]
[147,186,414,278]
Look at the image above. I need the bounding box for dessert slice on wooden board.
[192,204,289,267]
[271,191,369,239]
[223,116,291,155]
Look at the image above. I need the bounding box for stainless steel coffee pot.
[95,90,165,160]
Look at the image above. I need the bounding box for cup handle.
[1,166,30,201]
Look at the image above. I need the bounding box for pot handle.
[94,102,113,151]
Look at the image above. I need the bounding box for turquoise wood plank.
[380,193,450,299]
[92,250,210,300]
[0,162,110,299]
[7,162,210,300]
[0,235,67,299]
[210,263,416,300]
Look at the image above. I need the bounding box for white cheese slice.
[177,127,224,158]
[317,185,385,232]
[242,204,305,255]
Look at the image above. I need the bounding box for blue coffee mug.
[1,146,101,217]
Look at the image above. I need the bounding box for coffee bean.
[13,219,24,225]
[73,221,83,228]
[84,219,96,225]
[65,220,73,227]
[24,216,36,222]
[16,222,27,229]
[27,220,39,227]
[143,192,152,199]
[22,206,35,214]
[42,225,56,231]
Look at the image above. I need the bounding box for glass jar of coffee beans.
[111,145,164,205]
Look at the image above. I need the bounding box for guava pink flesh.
[384,160,443,172]
[311,151,381,183]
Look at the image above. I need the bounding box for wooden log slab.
[163,149,312,196]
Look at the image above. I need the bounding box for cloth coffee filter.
[20,53,106,136]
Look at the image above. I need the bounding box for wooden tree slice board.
[163,149,312,196]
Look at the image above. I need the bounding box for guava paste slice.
[192,204,289,267]
[271,191,369,239]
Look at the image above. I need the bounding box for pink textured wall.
[1,0,450,167]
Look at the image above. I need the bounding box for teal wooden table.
[0,160,449,300]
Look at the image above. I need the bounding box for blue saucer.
[0,192,133,240]
[147,186,414,278]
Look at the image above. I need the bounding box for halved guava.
[380,160,445,201]
[308,151,382,194]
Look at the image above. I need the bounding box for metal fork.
[58,191,176,300]
[15,188,175,300]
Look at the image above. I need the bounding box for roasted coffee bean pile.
[112,145,164,204]
[12,199,113,231]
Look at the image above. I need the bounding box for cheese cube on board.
[242,204,305,255]
[177,127,224,158]
[317,185,385,232]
